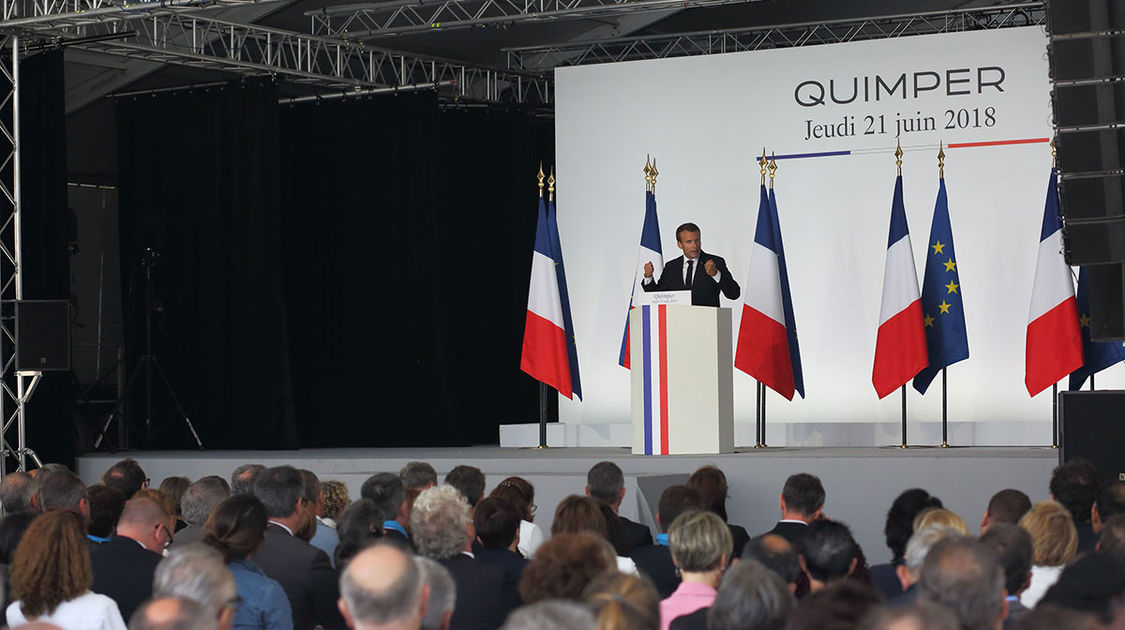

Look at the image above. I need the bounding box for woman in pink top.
[659,511,732,630]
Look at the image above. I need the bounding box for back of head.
[10,510,91,617]
[102,458,147,500]
[415,557,456,630]
[668,510,733,573]
[86,485,126,538]
[230,464,265,496]
[979,523,1034,596]
[1050,458,1099,523]
[1100,513,1125,557]
[708,559,793,630]
[0,510,38,564]
[586,462,624,506]
[785,580,880,630]
[321,480,351,521]
[657,485,704,534]
[153,544,238,619]
[912,508,968,536]
[182,477,232,529]
[918,536,1005,630]
[1097,480,1125,521]
[120,495,171,530]
[743,534,801,586]
[551,495,608,538]
[1019,500,1078,566]
[1011,605,1100,630]
[203,495,267,561]
[361,473,405,522]
[501,600,596,630]
[39,470,85,512]
[685,466,730,521]
[781,473,825,519]
[800,519,859,583]
[987,489,1032,526]
[900,525,960,579]
[860,600,959,630]
[299,470,320,506]
[443,466,485,508]
[129,597,214,630]
[251,465,304,519]
[410,485,470,560]
[135,489,177,521]
[489,477,535,522]
[473,497,520,551]
[883,488,943,563]
[1037,553,1125,625]
[519,532,617,603]
[0,471,35,513]
[582,571,659,630]
[159,477,191,515]
[335,498,385,568]
[340,544,425,630]
[400,462,438,491]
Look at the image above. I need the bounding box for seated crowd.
[0,457,1122,630]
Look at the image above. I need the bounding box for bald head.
[340,544,427,630]
[117,496,171,553]
[130,597,213,630]
[743,533,801,587]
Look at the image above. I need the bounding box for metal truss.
[307,0,761,40]
[506,2,1047,70]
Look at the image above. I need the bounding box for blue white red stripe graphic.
[638,304,669,455]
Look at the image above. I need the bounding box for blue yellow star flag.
[913,178,969,394]
[1068,266,1125,390]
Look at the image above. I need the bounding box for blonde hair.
[1019,500,1077,566]
[668,510,732,573]
[913,508,969,536]
[583,571,659,630]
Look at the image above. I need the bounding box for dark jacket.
[440,554,519,630]
[630,544,679,598]
[252,523,344,630]
[90,535,163,622]
[642,253,741,307]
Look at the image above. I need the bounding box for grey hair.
[339,544,424,626]
[860,600,959,630]
[0,471,34,513]
[410,485,471,560]
[708,559,794,630]
[586,462,624,505]
[129,597,214,630]
[415,557,456,630]
[230,464,265,496]
[180,476,231,527]
[918,536,1005,630]
[902,525,960,576]
[252,465,305,518]
[153,544,238,618]
[500,600,596,630]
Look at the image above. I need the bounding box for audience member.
[129,597,212,630]
[799,519,861,594]
[917,537,1005,630]
[134,489,178,525]
[767,473,825,546]
[101,459,148,500]
[175,476,231,548]
[338,545,428,630]
[784,580,880,630]
[981,490,1032,534]
[7,510,126,630]
[0,471,35,514]
[334,499,385,568]
[301,470,338,562]
[362,473,410,548]
[416,557,456,630]
[587,462,652,556]
[203,494,293,630]
[673,559,792,630]
[411,484,515,630]
[29,464,68,511]
[400,462,438,491]
[583,571,659,630]
[444,466,485,509]
[860,600,959,630]
[295,470,320,543]
[552,495,638,574]
[979,523,1034,629]
[871,489,943,600]
[1049,458,1099,554]
[1093,480,1125,534]
[1011,605,1099,630]
[159,477,191,530]
[631,486,705,598]
[685,466,750,559]
[742,534,801,593]
[488,477,543,558]
[1037,553,1125,628]
[887,525,959,606]
[500,600,596,630]
[518,532,616,603]
[91,496,169,621]
[0,510,37,624]
[321,481,350,525]
[661,511,731,630]
[231,465,265,497]
[1019,500,1077,608]
[38,470,88,516]
[251,465,344,630]
[1099,514,1125,557]
[472,497,526,612]
[152,545,238,630]
[912,508,969,536]
[86,486,126,546]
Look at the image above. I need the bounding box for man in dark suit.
[472,497,526,613]
[765,473,826,546]
[251,465,345,630]
[586,461,651,556]
[631,485,705,598]
[91,495,169,621]
[980,524,1033,629]
[641,222,740,307]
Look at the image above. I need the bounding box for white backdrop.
[552,26,1125,445]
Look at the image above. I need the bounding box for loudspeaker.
[1060,391,1125,484]
[1087,264,1125,340]
[15,300,71,371]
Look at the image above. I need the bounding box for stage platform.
[77,445,1059,565]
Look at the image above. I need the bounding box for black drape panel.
[115,81,295,449]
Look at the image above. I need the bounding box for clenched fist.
[704,259,718,277]
[644,261,654,278]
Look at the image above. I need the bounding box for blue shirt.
[309,517,340,568]
[228,558,293,630]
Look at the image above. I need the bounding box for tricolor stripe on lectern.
[638,304,669,455]
[521,197,574,398]
[620,190,663,369]
[1025,168,1082,397]
[872,175,929,399]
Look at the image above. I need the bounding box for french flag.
[619,189,663,369]
[1025,168,1082,397]
[873,175,929,399]
[521,196,575,399]
[735,184,804,400]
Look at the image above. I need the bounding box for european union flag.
[913,179,969,394]
[1068,266,1125,390]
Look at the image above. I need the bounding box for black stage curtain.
[115,81,296,449]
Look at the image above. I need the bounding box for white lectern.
[629,304,734,455]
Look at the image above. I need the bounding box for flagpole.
[536,164,550,449]
[901,385,908,448]
[938,144,949,449]
[760,154,780,449]
[1090,374,1095,390]
[1052,382,1059,448]
[753,149,768,449]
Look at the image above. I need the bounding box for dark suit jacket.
[669,607,708,630]
[630,544,679,598]
[870,563,904,599]
[768,520,809,547]
[252,524,344,630]
[613,515,653,556]
[440,554,518,630]
[90,535,163,622]
[642,253,740,307]
[1003,599,1029,630]
[473,549,526,612]
[728,523,750,559]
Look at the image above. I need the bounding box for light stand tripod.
[94,248,203,450]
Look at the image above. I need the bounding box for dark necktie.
[685,259,694,289]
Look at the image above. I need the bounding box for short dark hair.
[675,223,700,241]
[231,464,265,496]
[743,534,801,585]
[884,488,943,564]
[918,536,1005,630]
[586,461,624,506]
[786,580,880,630]
[40,470,86,512]
[399,462,437,490]
[800,519,858,583]
[988,489,1033,525]
[85,485,125,538]
[1097,480,1125,521]
[335,498,386,569]
[1050,459,1099,523]
[1100,513,1125,557]
[444,466,485,508]
[299,469,320,505]
[101,458,147,499]
[252,465,304,518]
[686,466,730,522]
[473,497,520,550]
[980,523,1033,596]
[707,559,793,630]
[782,473,824,518]
[361,473,404,522]
[657,485,704,533]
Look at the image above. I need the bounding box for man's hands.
[644,261,654,278]
[704,259,718,277]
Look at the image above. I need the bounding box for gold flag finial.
[548,166,556,202]
[650,158,659,190]
[759,149,768,186]
[895,139,903,175]
[768,152,778,188]
[937,142,946,179]
[537,163,545,198]
[644,155,653,192]
[1051,137,1057,168]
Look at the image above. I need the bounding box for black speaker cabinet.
[14,299,71,371]
[1059,390,1125,484]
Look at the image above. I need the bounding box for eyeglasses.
[224,596,243,612]
[159,524,174,548]
[530,504,538,516]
